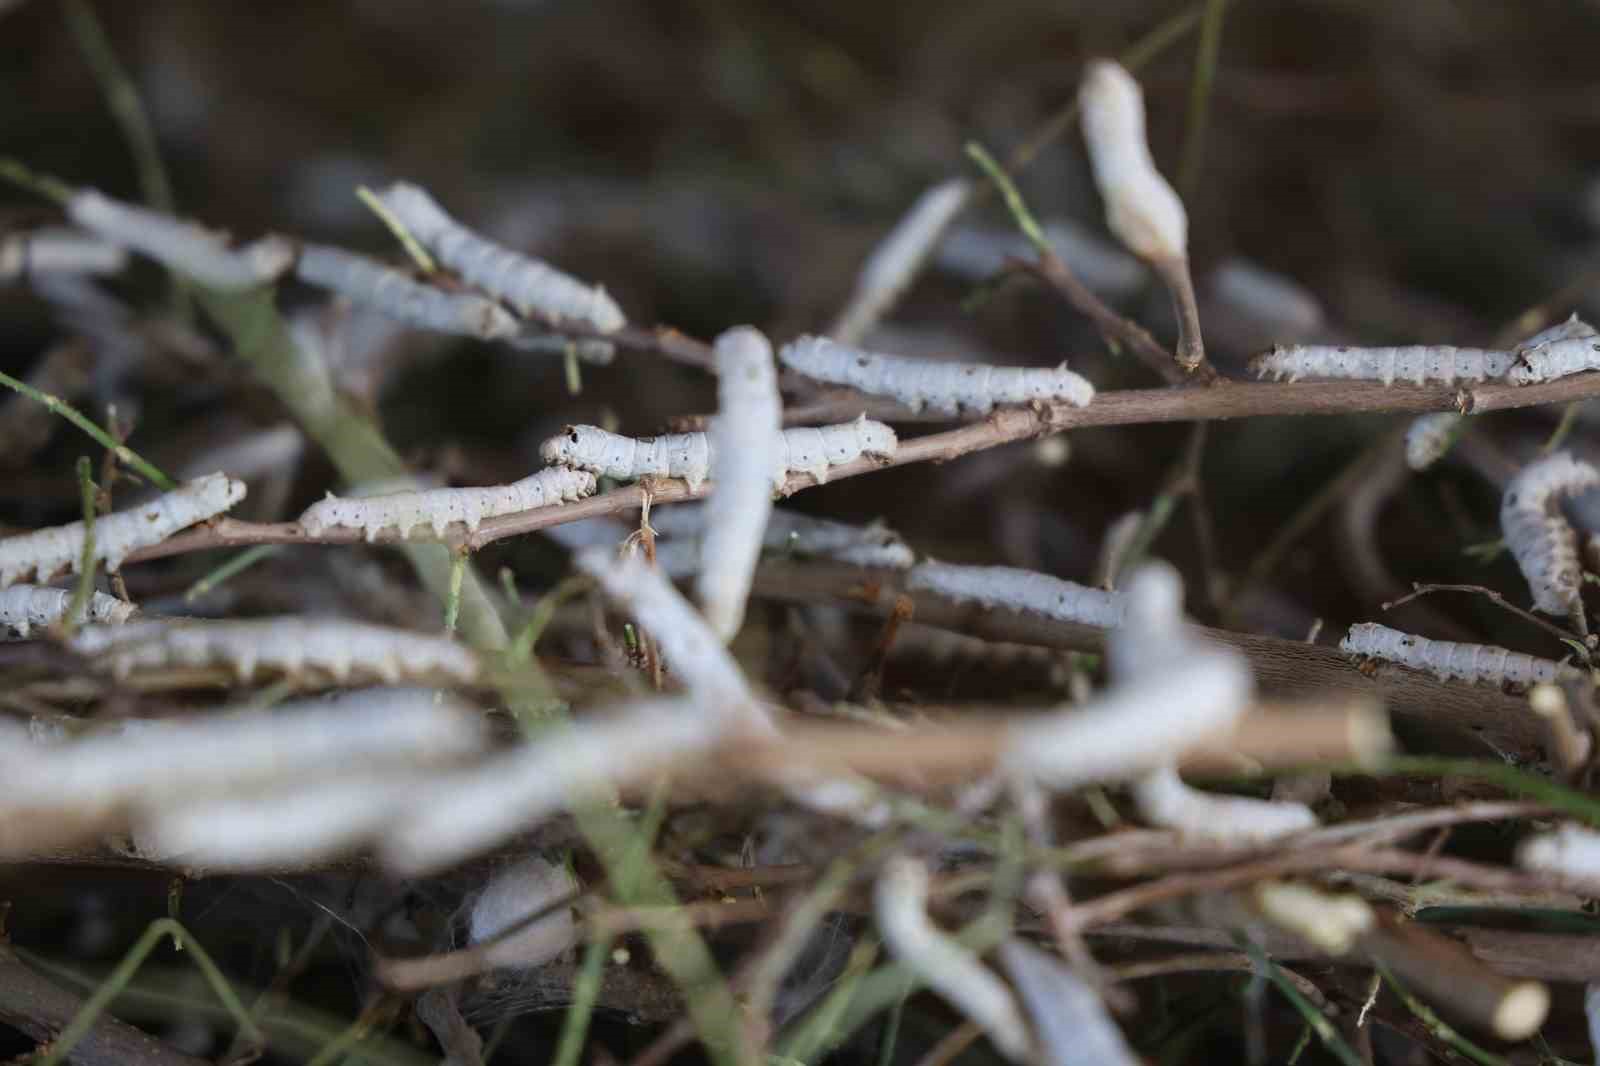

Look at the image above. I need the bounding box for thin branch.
[1382,582,1590,651]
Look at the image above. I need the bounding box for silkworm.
[1080,59,1187,264]
[539,417,898,492]
[999,940,1138,1066]
[1250,882,1374,955]
[831,179,972,344]
[0,585,135,637]
[1521,313,1596,349]
[298,466,597,542]
[650,502,915,572]
[779,335,1094,414]
[1131,765,1315,842]
[1404,412,1466,471]
[905,561,1125,628]
[466,855,580,969]
[67,189,294,289]
[1509,332,1600,385]
[68,617,483,685]
[0,227,128,282]
[1501,451,1600,614]
[1339,622,1582,686]
[875,857,1030,1061]
[294,243,520,340]
[700,326,783,640]
[0,472,246,587]
[374,182,625,362]
[1249,344,1512,384]
[1517,823,1600,884]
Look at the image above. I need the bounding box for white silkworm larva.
[1501,451,1600,615]
[0,227,128,282]
[649,502,915,572]
[67,190,293,289]
[999,939,1139,1066]
[294,243,520,340]
[1517,823,1600,884]
[1339,622,1583,686]
[875,857,1031,1061]
[1251,882,1375,956]
[0,585,135,637]
[905,561,1125,628]
[466,855,580,969]
[1131,765,1316,843]
[1404,412,1466,471]
[539,417,898,492]
[1520,313,1597,349]
[1509,333,1600,385]
[374,182,624,362]
[1079,59,1187,264]
[298,466,596,542]
[0,472,246,587]
[831,179,973,344]
[700,326,783,641]
[1249,344,1512,385]
[779,335,1094,414]
[68,617,483,685]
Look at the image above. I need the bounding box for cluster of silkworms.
[1340,622,1582,687]
[1500,451,1600,616]
[297,466,596,542]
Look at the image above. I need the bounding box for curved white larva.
[0,585,135,637]
[1000,940,1139,1066]
[467,855,580,969]
[1079,59,1187,263]
[1131,765,1315,843]
[1250,344,1513,385]
[375,182,624,363]
[905,561,1125,629]
[294,243,520,340]
[700,326,782,641]
[0,227,128,282]
[1404,412,1466,471]
[67,190,293,289]
[778,416,898,487]
[0,473,246,587]
[68,617,482,685]
[1339,622,1582,686]
[831,179,973,344]
[1520,313,1597,349]
[1501,451,1600,615]
[298,467,597,542]
[1509,334,1600,385]
[779,335,1094,414]
[1251,883,1374,956]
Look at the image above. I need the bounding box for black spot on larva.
[567,429,579,443]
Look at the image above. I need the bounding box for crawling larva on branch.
[778,335,1094,414]
[1509,330,1600,385]
[1339,622,1583,687]
[0,584,135,637]
[294,243,520,340]
[0,472,246,587]
[1404,411,1466,471]
[67,189,293,289]
[648,502,915,573]
[1500,451,1600,616]
[298,466,596,542]
[1249,344,1512,385]
[905,560,1124,628]
[0,227,128,282]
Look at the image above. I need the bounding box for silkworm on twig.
[831,179,972,344]
[374,182,625,362]
[0,584,135,637]
[905,561,1124,628]
[649,502,915,574]
[0,227,127,281]
[294,243,520,340]
[298,467,596,542]
[1500,451,1600,615]
[1131,764,1316,842]
[1249,344,1512,385]
[700,326,782,640]
[1339,621,1582,686]
[539,417,898,492]
[1403,412,1465,471]
[0,472,246,587]
[779,335,1094,414]
[999,939,1138,1066]
[1509,315,1600,385]
[67,189,293,289]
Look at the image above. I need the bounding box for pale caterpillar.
[831,179,973,344]
[700,326,783,640]
[1508,323,1600,385]
[1130,765,1316,842]
[0,585,135,637]
[649,502,915,572]
[0,472,246,587]
[1249,344,1513,385]
[465,855,580,969]
[999,940,1139,1066]
[1404,412,1466,471]
[66,189,294,289]
[1500,451,1600,615]
[1339,622,1583,687]
[1520,312,1597,349]
[0,227,128,282]
[294,243,520,340]
[875,857,1031,1062]
[539,416,898,492]
[778,335,1094,414]
[374,182,625,363]
[1517,823,1600,884]
[298,466,597,542]
[68,617,483,685]
[1250,882,1374,956]
[904,560,1125,629]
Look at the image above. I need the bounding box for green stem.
[1178,0,1229,198]
[0,369,174,489]
[65,457,99,635]
[1236,938,1360,1066]
[184,544,282,603]
[1374,962,1512,1066]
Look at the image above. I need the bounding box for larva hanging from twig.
[1500,451,1600,616]
[539,417,898,492]
[0,585,135,637]
[1339,622,1583,687]
[779,335,1094,414]
[648,502,915,574]
[0,227,128,282]
[0,472,246,587]
[66,189,294,289]
[68,617,483,685]
[374,182,625,363]
[298,466,597,542]
[294,243,520,340]
[905,560,1125,628]
[1404,412,1466,471]
[1249,344,1513,385]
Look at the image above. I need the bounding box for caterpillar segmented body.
[0,473,246,587]
[1520,313,1597,349]
[0,227,128,282]
[1340,622,1582,686]
[905,561,1125,628]
[779,335,1094,414]
[67,190,293,289]
[68,617,482,685]
[539,417,898,491]
[0,585,135,637]
[294,243,520,340]
[1404,412,1466,471]
[1249,344,1512,385]
[298,467,596,542]
[650,502,915,572]
[1500,451,1600,615]
[1509,326,1600,385]
[1080,60,1187,264]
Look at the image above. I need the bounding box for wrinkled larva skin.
[294,243,519,340]
[1509,336,1600,385]
[298,467,596,542]
[1250,345,1512,385]
[1500,452,1600,615]
[906,560,1126,628]
[68,190,293,289]
[1340,622,1582,687]
[0,585,135,638]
